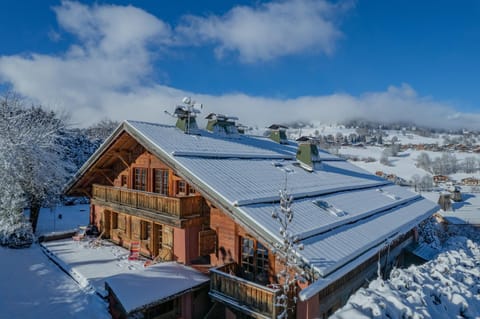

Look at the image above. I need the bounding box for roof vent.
[267,124,289,144]
[205,113,239,135]
[171,97,202,134]
[236,123,248,134]
[296,136,322,171]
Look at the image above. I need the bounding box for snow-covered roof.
[105,262,209,314]
[67,119,439,301]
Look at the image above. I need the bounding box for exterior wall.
[209,207,278,284]
[210,208,237,265]
[107,288,205,319]
[174,228,187,264]
[90,148,208,262]
[297,296,320,319]
[111,151,199,197]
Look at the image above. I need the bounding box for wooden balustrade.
[92,184,206,218]
[210,263,281,318]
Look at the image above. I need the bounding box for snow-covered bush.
[0,219,34,248]
[331,220,480,319]
[0,173,34,248]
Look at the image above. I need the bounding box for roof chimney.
[296,136,322,171]
[267,124,288,144]
[205,113,239,135]
[172,97,201,134]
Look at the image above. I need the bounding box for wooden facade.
[68,128,424,319]
[209,263,282,319]
[74,134,283,318]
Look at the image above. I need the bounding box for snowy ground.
[0,245,109,319]
[331,223,480,319]
[294,128,480,318]
[0,205,109,319]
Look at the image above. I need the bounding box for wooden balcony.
[209,263,281,319]
[92,184,207,219]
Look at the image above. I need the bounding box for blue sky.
[0,0,479,128]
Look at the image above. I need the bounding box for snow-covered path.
[0,244,109,319]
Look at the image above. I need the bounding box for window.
[177,180,186,195]
[153,169,169,195]
[133,168,147,191]
[241,237,269,283]
[189,186,196,195]
[141,221,151,241]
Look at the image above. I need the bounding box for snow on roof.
[422,191,480,225]
[68,120,439,300]
[301,198,438,277]
[123,120,438,275]
[173,157,388,206]
[241,184,421,241]
[42,238,208,314]
[105,262,209,314]
[126,120,297,159]
[406,242,440,261]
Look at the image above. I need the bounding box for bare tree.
[411,174,421,192]
[416,152,432,172]
[380,149,391,166]
[463,156,478,174]
[271,186,307,319]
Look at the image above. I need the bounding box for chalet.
[433,175,449,184]
[462,177,480,186]
[65,104,438,319]
[375,171,385,178]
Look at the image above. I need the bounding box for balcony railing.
[92,184,207,218]
[210,263,281,319]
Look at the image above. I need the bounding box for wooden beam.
[93,168,113,173]
[113,151,130,168]
[99,171,114,185]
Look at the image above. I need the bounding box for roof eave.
[63,121,129,196]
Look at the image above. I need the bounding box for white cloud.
[177,0,351,62]
[0,1,172,118]
[0,1,478,130]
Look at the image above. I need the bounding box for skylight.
[313,200,346,217]
[377,188,400,201]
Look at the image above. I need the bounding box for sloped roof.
[66,120,438,300]
[106,262,209,314]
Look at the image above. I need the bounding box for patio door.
[240,237,269,284]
